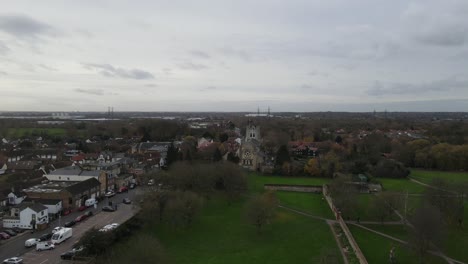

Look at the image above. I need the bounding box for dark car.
[102,206,115,212]
[39,233,53,241]
[0,232,10,240]
[62,208,73,216]
[12,227,25,233]
[64,220,76,227]
[123,198,131,204]
[85,211,93,217]
[3,230,17,236]
[60,246,84,260]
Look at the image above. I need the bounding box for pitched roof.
[24,198,62,205]
[65,178,100,195]
[19,202,48,212]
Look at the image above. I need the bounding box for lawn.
[151,197,342,264]
[441,201,468,262]
[344,194,401,222]
[378,178,426,194]
[248,173,330,193]
[361,224,409,242]
[349,225,446,264]
[410,169,468,185]
[275,191,334,219]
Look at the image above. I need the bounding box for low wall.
[264,184,323,193]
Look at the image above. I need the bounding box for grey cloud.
[74,88,105,96]
[367,77,468,96]
[200,86,217,91]
[189,50,210,59]
[220,47,254,62]
[82,63,154,79]
[300,84,314,90]
[38,64,57,71]
[0,41,9,55]
[0,14,58,39]
[162,68,172,75]
[415,25,468,46]
[178,62,208,71]
[0,71,7,76]
[144,84,158,88]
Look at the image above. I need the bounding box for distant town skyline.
[1,0,468,112]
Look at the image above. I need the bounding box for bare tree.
[245,191,278,234]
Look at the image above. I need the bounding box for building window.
[59,176,61,180]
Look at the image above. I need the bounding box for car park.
[25,238,40,248]
[2,257,23,264]
[3,230,17,236]
[123,198,131,204]
[39,233,53,241]
[0,232,11,240]
[102,206,115,212]
[64,220,76,227]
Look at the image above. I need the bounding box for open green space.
[441,201,468,262]
[6,127,67,137]
[362,224,409,242]
[378,178,426,194]
[275,191,334,219]
[151,197,342,264]
[248,173,330,193]
[349,225,446,264]
[410,169,468,185]
[344,194,400,222]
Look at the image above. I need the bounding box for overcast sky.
[1,0,467,112]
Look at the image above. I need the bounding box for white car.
[3,257,23,264]
[104,191,115,198]
[99,223,119,232]
[25,238,40,248]
[52,227,64,233]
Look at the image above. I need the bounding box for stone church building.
[240,121,265,171]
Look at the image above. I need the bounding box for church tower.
[245,120,261,142]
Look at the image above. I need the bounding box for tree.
[335,135,343,144]
[275,145,290,167]
[165,142,178,167]
[245,191,278,234]
[409,205,444,263]
[328,175,358,219]
[219,132,229,143]
[165,191,203,229]
[304,158,321,177]
[217,162,247,203]
[373,159,409,178]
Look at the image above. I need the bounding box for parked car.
[39,233,53,241]
[105,191,115,198]
[62,208,73,215]
[0,232,11,240]
[60,246,84,260]
[64,220,76,227]
[25,238,40,248]
[12,228,25,233]
[85,211,93,217]
[75,214,88,222]
[129,183,136,189]
[102,206,115,212]
[148,179,155,186]
[52,227,64,233]
[2,257,23,264]
[36,241,55,251]
[117,186,128,193]
[78,205,86,211]
[3,230,17,236]
[99,223,118,232]
[123,198,131,204]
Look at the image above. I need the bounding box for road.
[0,187,143,263]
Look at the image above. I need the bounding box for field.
[349,225,446,264]
[151,197,341,264]
[378,178,426,194]
[5,127,67,137]
[410,169,468,185]
[275,191,334,219]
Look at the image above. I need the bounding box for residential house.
[46,165,113,193]
[288,141,318,158]
[7,191,26,205]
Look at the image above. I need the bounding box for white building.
[7,192,26,205]
[2,203,49,229]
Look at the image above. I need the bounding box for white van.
[25,238,40,248]
[36,241,55,251]
[85,198,97,207]
[51,228,72,244]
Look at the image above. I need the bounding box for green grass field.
[349,225,446,264]
[361,224,409,242]
[151,197,342,264]
[248,173,330,193]
[344,194,401,222]
[378,178,426,194]
[410,169,468,185]
[6,127,66,137]
[275,191,334,219]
